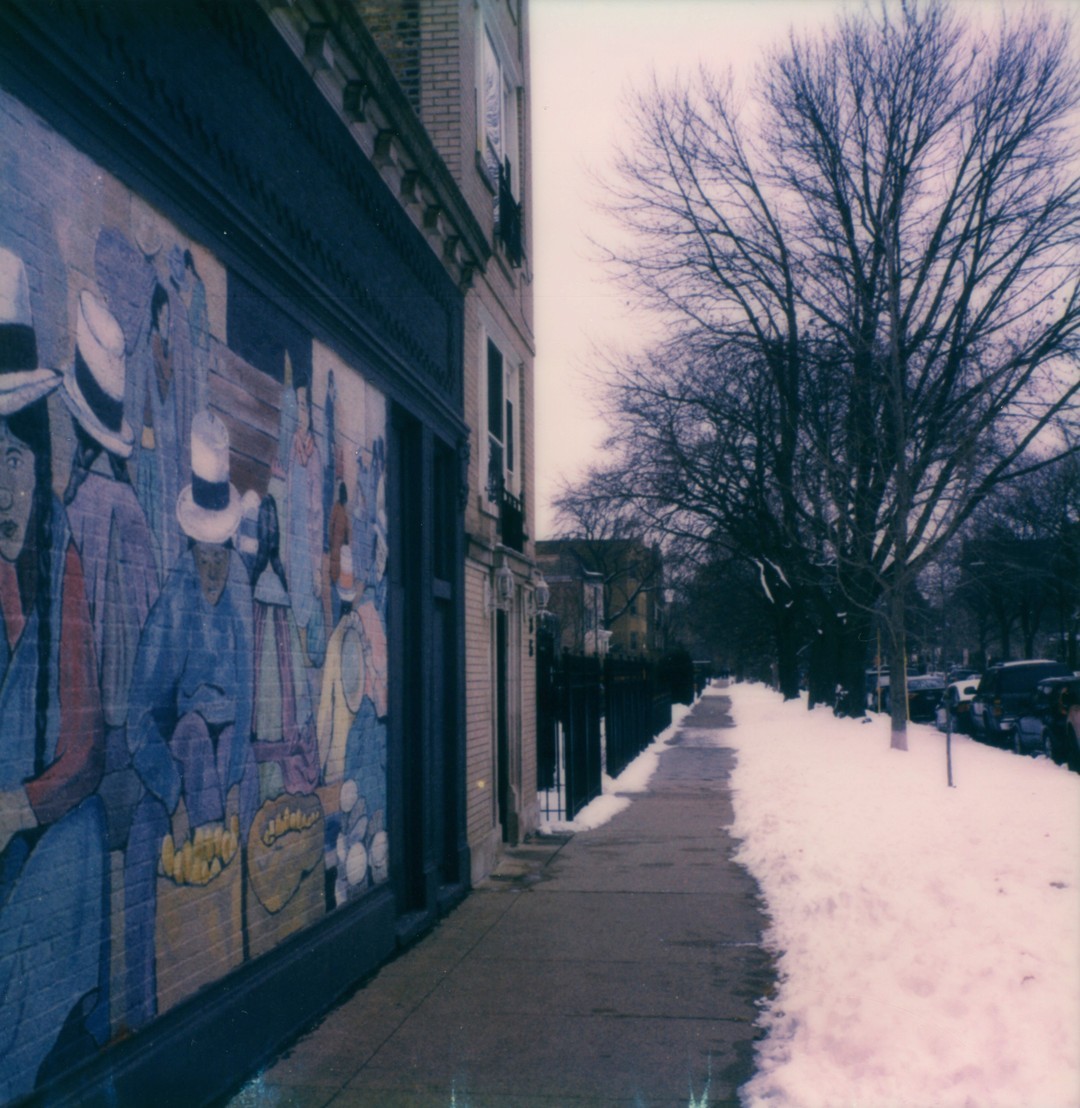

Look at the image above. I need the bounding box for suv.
[1013,676,1080,760]
[970,660,1073,748]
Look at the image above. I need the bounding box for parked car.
[1065,695,1080,772]
[865,668,890,712]
[970,660,1074,747]
[935,677,980,735]
[1014,676,1080,760]
[906,674,947,723]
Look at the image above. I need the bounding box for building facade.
[0,0,529,1102]
[535,542,608,656]
[359,0,538,876]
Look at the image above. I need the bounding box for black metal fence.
[538,640,676,822]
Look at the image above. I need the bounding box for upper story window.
[486,337,517,498]
[479,22,523,267]
[485,334,524,549]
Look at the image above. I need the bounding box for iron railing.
[538,649,674,822]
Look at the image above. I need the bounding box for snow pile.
[724,682,1080,1108]
[541,702,694,832]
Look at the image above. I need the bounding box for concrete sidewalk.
[224,692,773,1107]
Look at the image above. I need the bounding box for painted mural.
[0,90,390,1100]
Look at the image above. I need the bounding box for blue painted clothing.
[0,500,106,1101]
[124,546,255,1028]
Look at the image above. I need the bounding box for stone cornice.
[262,0,490,293]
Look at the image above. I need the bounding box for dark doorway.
[496,609,510,841]
[389,410,425,916]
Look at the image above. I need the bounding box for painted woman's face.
[0,418,35,563]
[193,541,230,606]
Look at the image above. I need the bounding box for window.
[486,338,504,502]
[479,21,523,265]
[484,333,523,548]
[485,337,520,502]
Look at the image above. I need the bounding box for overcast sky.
[528,0,858,536]
[526,0,1074,537]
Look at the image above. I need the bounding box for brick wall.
[356,0,423,111]
[0,87,393,1101]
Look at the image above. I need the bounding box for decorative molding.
[342,77,370,121]
[304,23,334,69]
[0,0,466,406]
[268,0,491,295]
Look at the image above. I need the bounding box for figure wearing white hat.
[124,408,256,1029]
[62,290,134,458]
[62,290,161,854]
[0,248,109,1100]
[134,275,197,579]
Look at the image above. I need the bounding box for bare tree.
[587,0,1080,745]
[956,452,1080,663]
[561,342,814,698]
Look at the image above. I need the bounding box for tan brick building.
[362,0,540,876]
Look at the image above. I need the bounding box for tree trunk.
[887,577,909,751]
[775,605,801,700]
[807,613,841,710]
[835,609,872,718]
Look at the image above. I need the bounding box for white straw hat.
[176,410,242,543]
[61,290,134,457]
[0,247,61,415]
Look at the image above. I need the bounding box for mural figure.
[245,493,326,953]
[343,521,389,891]
[176,247,210,414]
[92,225,157,393]
[124,410,255,1027]
[316,541,388,905]
[0,249,107,1100]
[235,488,262,577]
[134,280,195,577]
[353,437,389,618]
[62,290,160,853]
[250,494,319,801]
[285,382,324,667]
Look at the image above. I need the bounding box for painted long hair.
[63,419,130,507]
[5,400,54,775]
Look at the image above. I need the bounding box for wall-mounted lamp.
[534,572,550,613]
[494,562,515,611]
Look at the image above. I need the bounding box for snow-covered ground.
[548,682,1080,1108]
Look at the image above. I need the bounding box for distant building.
[535,544,608,656]
[536,538,667,658]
